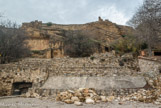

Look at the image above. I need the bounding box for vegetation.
[111,34,149,56]
[111,35,138,55]
[63,30,98,57]
[127,0,161,56]
[46,22,52,26]
[0,21,30,64]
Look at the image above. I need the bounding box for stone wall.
[138,57,161,77]
[47,53,139,77]
[1,53,160,97]
[0,53,139,96]
[0,59,51,96]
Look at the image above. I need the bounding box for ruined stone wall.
[0,53,139,96]
[2,53,160,97]
[47,53,138,77]
[138,57,161,77]
[0,59,51,96]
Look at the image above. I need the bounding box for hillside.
[21,17,133,58]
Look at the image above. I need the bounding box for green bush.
[46,22,52,26]
[111,35,140,55]
[90,56,95,60]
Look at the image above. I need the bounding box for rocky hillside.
[21,18,133,58]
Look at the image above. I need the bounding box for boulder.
[71,96,80,102]
[64,99,74,104]
[74,101,83,106]
[85,98,95,104]
[100,96,107,102]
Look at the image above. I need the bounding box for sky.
[0,0,144,25]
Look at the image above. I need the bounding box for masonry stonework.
[0,53,160,97]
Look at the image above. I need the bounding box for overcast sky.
[0,0,143,25]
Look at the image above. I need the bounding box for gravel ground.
[0,98,160,108]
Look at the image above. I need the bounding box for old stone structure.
[21,18,133,58]
[0,52,160,97]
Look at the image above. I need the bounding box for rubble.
[74,101,83,106]
[56,88,105,105]
[55,76,161,106]
[120,76,161,104]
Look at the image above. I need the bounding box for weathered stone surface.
[0,52,160,99]
[55,75,161,105]
[85,98,95,104]
[74,101,83,106]
[106,96,115,102]
[21,19,133,58]
[64,99,74,104]
[71,97,80,102]
[139,57,161,77]
[100,96,107,102]
[41,76,146,90]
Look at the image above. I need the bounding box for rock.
[100,96,107,102]
[33,93,40,98]
[95,100,101,103]
[79,88,85,92]
[119,102,124,105]
[60,91,68,96]
[26,92,31,98]
[68,90,75,94]
[74,101,83,106]
[107,96,115,102]
[71,96,80,102]
[64,99,74,104]
[85,98,95,104]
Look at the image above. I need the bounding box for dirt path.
[0,98,160,108]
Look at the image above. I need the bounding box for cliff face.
[21,18,133,58]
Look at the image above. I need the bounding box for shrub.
[90,56,95,60]
[46,22,52,26]
[64,30,98,57]
[111,35,140,55]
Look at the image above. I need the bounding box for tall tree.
[0,21,30,63]
[127,0,161,56]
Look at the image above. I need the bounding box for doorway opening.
[154,51,161,56]
[12,82,32,95]
[105,47,109,52]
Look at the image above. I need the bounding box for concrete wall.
[41,76,146,90]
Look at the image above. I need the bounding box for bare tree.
[0,21,30,63]
[127,0,161,56]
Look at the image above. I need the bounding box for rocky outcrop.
[21,19,133,58]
